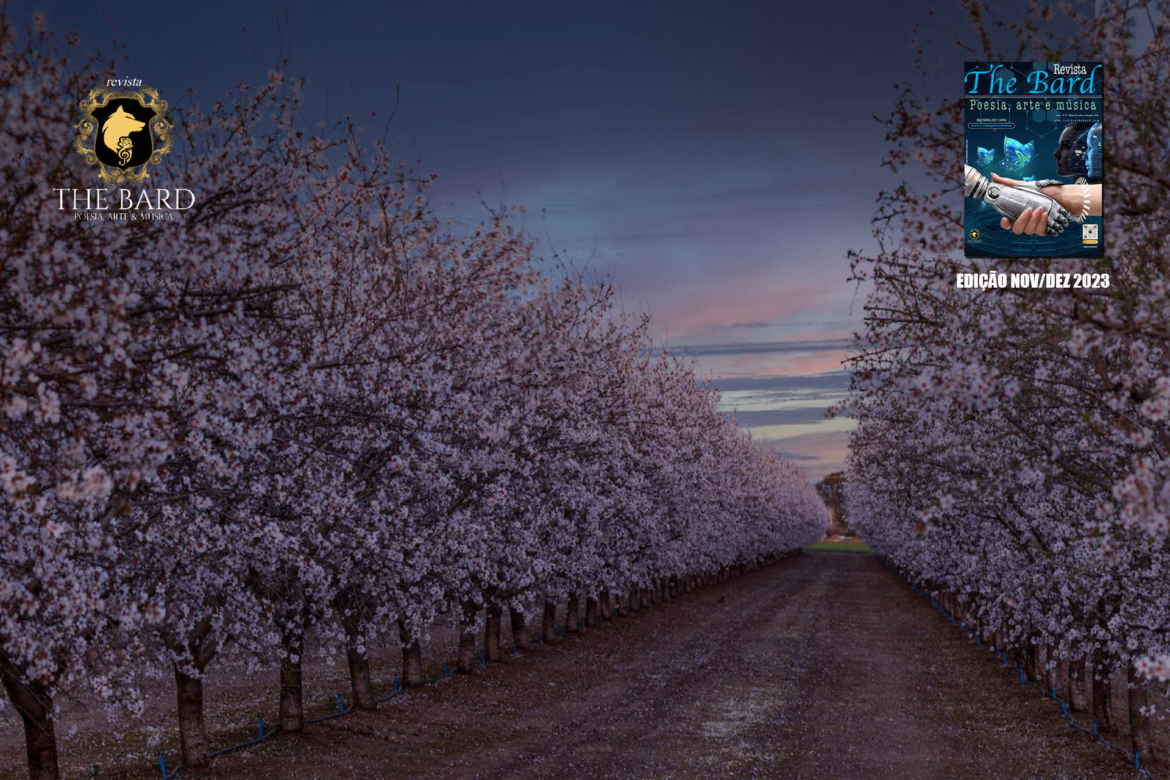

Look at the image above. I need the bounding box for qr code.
[1082,223,1099,239]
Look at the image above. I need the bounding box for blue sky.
[17,0,975,480]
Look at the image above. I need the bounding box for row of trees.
[844,0,1169,764]
[0,18,827,780]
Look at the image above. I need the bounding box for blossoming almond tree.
[844,0,1169,761]
[0,17,828,780]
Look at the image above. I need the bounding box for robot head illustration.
[1053,121,1102,181]
[1084,122,1102,181]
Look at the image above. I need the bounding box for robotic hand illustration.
[963,165,1076,237]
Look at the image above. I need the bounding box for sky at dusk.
[16,0,976,481]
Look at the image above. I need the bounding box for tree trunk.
[510,607,530,650]
[599,592,612,620]
[1025,641,1041,681]
[485,602,503,661]
[1069,656,1088,711]
[457,600,479,673]
[20,707,58,780]
[1044,646,1059,695]
[168,626,217,769]
[175,666,211,767]
[0,663,60,780]
[566,593,580,632]
[651,581,662,604]
[585,597,599,627]
[346,645,375,710]
[1092,654,1115,732]
[399,620,424,687]
[542,601,557,641]
[1128,667,1154,762]
[278,627,304,733]
[627,586,638,613]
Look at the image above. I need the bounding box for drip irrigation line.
[146,572,754,778]
[148,593,651,777]
[883,560,1161,780]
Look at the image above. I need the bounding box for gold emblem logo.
[74,87,173,184]
[969,229,980,240]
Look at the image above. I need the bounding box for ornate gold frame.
[73,86,174,185]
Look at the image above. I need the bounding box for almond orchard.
[843,0,1170,765]
[0,17,827,780]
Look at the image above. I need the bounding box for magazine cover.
[963,61,1103,258]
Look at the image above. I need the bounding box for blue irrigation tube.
[158,750,176,779]
[210,724,282,759]
[147,593,663,779]
[309,692,353,724]
[882,557,1161,780]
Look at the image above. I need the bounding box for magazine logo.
[59,82,195,221]
[73,85,173,184]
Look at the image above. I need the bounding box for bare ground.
[3,552,1165,779]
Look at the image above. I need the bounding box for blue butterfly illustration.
[976,147,994,166]
[1002,137,1034,171]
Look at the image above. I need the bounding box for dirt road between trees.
[178,552,1150,780]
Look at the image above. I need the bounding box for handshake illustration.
[963,165,1076,237]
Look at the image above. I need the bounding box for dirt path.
[181,552,1144,780]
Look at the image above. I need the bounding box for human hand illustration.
[989,174,1052,235]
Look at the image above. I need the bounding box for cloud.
[669,338,854,358]
[766,449,820,462]
[722,407,834,426]
[754,428,853,481]
[713,370,851,394]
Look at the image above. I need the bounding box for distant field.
[803,538,872,554]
